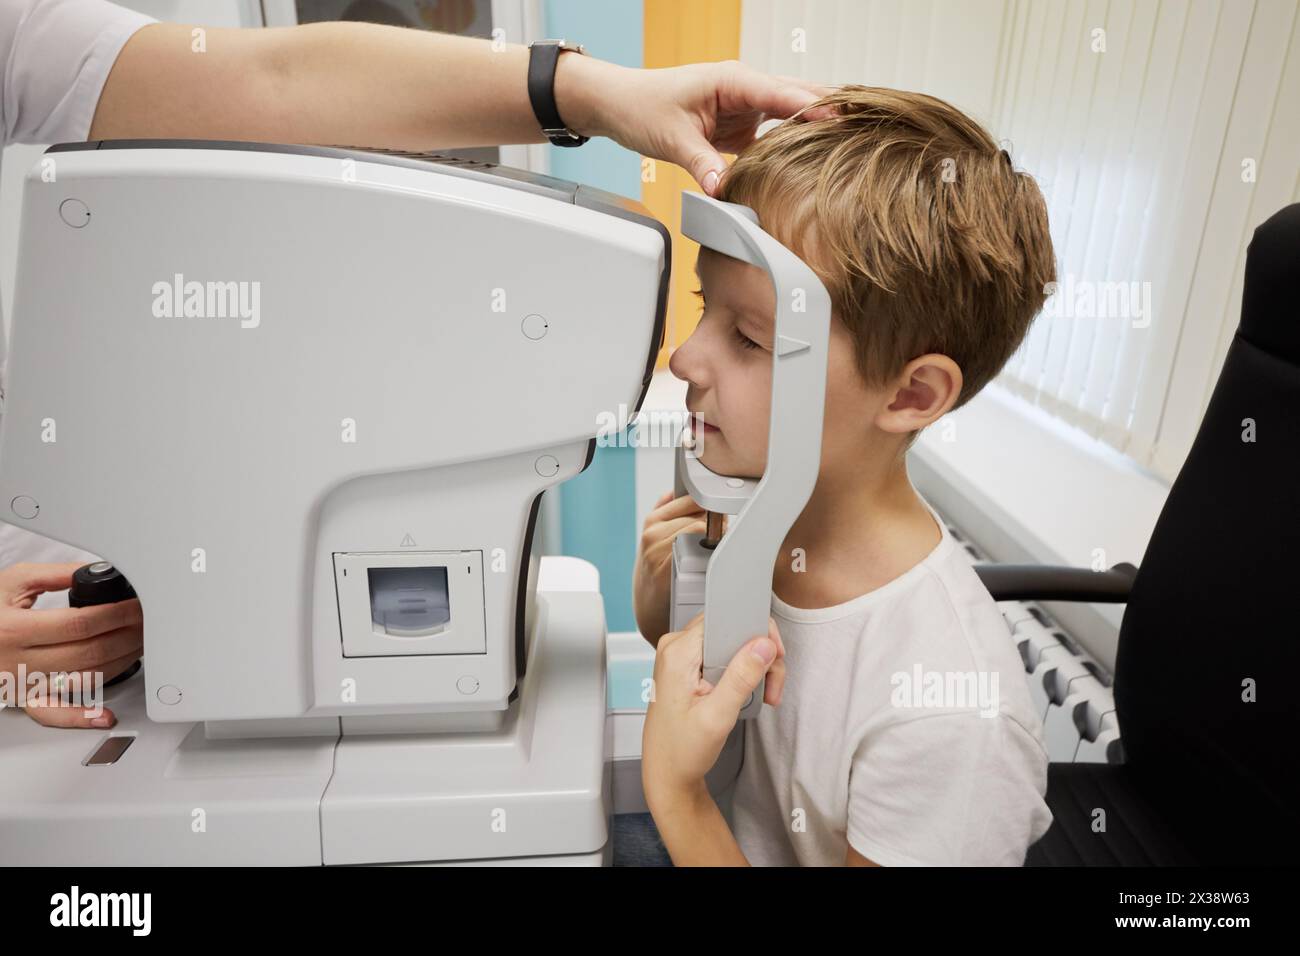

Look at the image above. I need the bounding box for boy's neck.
[771,449,942,611]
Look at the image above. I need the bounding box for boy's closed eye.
[691,286,765,352]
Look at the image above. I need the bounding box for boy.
[632,86,1057,866]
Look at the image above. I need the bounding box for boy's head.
[670,86,1056,481]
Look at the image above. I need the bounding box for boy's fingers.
[760,619,786,705]
[763,655,786,706]
[644,516,707,552]
[641,523,707,570]
[656,614,704,669]
[653,617,705,704]
[705,634,778,722]
[654,490,674,508]
[767,617,786,656]
[656,611,703,654]
[657,514,708,536]
[649,494,706,522]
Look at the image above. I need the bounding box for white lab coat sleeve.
[0,0,156,147]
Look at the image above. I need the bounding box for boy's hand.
[632,491,707,646]
[642,612,785,807]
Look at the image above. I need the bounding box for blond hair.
[717,86,1056,410]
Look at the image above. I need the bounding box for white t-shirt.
[0,0,155,590]
[731,497,1053,866]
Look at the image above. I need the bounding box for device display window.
[334,551,486,657]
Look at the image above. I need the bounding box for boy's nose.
[668,334,706,387]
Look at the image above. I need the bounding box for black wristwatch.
[527,39,589,147]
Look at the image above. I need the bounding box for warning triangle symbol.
[400,533,417,547]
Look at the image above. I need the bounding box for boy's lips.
[689,415,720,440]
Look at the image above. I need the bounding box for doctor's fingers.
[0,561,84,601]
[24,625,143,675]
[22,699,116,729]
[770,75,840,119]
[20,649,139,728]
[12,598,143,647]
[22,646,137,700]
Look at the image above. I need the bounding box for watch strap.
[527,41,589,147]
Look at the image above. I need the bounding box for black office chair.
[972,202,1300,866]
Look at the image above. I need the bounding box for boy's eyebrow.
[692,254,772,327]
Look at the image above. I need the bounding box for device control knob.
[70,562,141,687]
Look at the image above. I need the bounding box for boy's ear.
[875,354,963,435]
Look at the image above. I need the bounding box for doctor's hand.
[0,563,142,729]
[559,58,837,197]
[641,612,785,807]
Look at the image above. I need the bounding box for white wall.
[740,0,1300,483]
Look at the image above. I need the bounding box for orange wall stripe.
[642,0,742,369]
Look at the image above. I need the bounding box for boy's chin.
[697,445,763,481]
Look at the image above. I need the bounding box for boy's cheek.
[703,442,767,482]
[728,418,771,473]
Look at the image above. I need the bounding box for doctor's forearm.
[90,22,611,149]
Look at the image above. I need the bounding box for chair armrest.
[972,562,1137,603]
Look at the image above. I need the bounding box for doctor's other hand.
[0,562,143,729]
[642,612,785,806]
[559,57,836,197]
[632,491,707,647]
